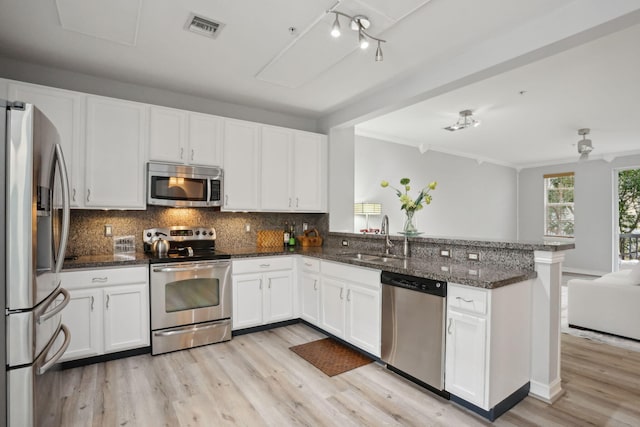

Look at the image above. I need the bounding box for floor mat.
[289,338,373,377]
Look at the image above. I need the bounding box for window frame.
[543,172,575,238]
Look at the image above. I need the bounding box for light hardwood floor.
[59,324,640,426]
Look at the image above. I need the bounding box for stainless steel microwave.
[147,162,223,208]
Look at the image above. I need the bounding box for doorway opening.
[615,167,640,270]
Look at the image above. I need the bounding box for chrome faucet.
[381,215,393,255]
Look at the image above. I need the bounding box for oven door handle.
[154,320,228,337]
[152,265,216,273]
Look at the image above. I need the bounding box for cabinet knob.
[447,318,453,335]
[86,189,91,202]
[92,277,108,283]
[191,149,194,161]
[339,288,344,300]
[313,279,318,291]
[180,148,184,159]
[346,289,351,302]
[90,295,95,311]
[72,188,76,202]
[456,296,474,303]
[106,294,110,309]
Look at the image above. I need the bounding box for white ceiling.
[356,22,640,168]
[0,1,639,168]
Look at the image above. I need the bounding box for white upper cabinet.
[259,126,327,212]
[148,106,187,163]
[149,106,223,167]
[260,126,293,211]
[85,95,148,209]
[292,131,327,212]
[223,119,260,211]
[8,82,85,207]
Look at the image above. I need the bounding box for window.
[544,172,575,237]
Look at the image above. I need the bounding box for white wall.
[518,154,640,275]
[0,55,318,132]
[354,136,518,239]
[328,127,356,232]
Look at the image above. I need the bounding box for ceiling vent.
[185,13,224,39]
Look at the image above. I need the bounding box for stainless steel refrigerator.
[2,100,72,426]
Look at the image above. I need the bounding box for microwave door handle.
[207,178,212,205]
[53,143,71,273]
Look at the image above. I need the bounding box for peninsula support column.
[529,250,566,403]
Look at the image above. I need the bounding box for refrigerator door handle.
[53,143,71,273]
[36,324,71,375]
[36,287,70,325]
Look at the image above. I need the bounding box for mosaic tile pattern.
[67,207,328,256]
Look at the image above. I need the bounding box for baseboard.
[529,378,564,404]
[61,346,150,369]
[568,324,640,342]
[232,319,301,336]
[450,382,530,421]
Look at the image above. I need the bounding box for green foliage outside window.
[618,169,640,233]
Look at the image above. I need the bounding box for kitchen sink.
[341,252,406,263]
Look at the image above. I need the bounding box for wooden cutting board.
[257,230,283,248]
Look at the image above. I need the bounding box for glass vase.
[403,210,418,234]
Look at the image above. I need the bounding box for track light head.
[359,31,369,49]
[375,41,383,61]
[330,13,341,38]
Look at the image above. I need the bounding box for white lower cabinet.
[299,257,321,326]
[60,266,150,361]
[445,281,531,414]
[232,257,295,330]
[319,261,381,357]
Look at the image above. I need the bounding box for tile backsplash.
[68,206,328,256]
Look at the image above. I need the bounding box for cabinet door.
[223,119,259,210]
[320,277,346,338]
[8,83,85,207]
[60,289,103,361]
[189,112,223,167]
[232,273,263,330]
[103,283,150,353]
[85,96,147,209]
[264,270,293,323]
[148,106,187,163]
[445,310,487,408]
[260,126,292,211]
[300,272,320,326]
[292,132,326,212]
[346,283,381,356]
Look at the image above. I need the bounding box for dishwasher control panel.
[381,271,446,297]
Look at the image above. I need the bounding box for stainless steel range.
[144,226,231,355]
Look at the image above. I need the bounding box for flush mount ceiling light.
[577,128,594,160]
[328,11,386,62]
[443,109,481,132]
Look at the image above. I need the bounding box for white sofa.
[567,265,640,341]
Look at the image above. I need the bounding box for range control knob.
[209,231,214,236]
[195,230,200,235]
[146,232,152,237]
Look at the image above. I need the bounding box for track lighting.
[577,128,594,160]
[444,110,481,132]
[328,11,386,62]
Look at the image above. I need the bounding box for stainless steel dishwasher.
[381,271,448,397]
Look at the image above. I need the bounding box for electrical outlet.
[341,240,349,247]
[104,225,113,237]
[467,252,480,261]
[244,223,251,232]
[302,222,309,231]
[439,249,450,258]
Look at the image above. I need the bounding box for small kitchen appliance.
[144,226,232,355]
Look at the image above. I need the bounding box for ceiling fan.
[577,128,594,160]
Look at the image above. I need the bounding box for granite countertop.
[221,246,536,289]
[62,253,151,270]
[62,246,537,289]
[329,232,576,252]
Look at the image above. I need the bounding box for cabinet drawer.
[62,266,148,290]
[300,257,320,273]
[232,256,293,274]
[321,260,380,288]
[448,284,487,315]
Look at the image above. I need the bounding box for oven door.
[150,260,231,330]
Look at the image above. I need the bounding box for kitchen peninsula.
[63,230,573,420]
